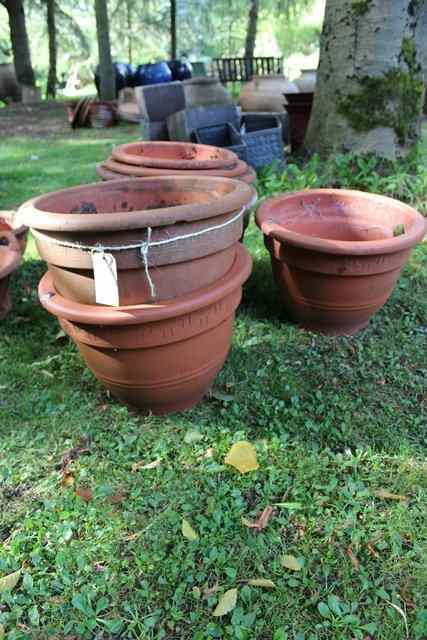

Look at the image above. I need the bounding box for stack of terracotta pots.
[96,141,257,186]
[0,211,28,319]
[18,176,255,414]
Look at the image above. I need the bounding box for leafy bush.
[257,152,427,214]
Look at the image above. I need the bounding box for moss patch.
[351,0,373,16]
[338,38,425,145]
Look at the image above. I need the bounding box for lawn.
[0,118,426,639]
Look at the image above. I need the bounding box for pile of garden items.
[18,175,256,415]
[0,209,27,319]
[65,97,118,129]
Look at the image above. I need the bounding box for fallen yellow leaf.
[374,489,408,502]
[131,458,162,471]
[281,555,302,571]
[212,588,238,617]
[182,519,199,541]
[224,441,259,474]
[247,578,275,588]
[0,570,21,593]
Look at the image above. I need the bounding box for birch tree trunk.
[244,0,259,58]
[1,0,35,87]
[305,0,427,159]
[45,0,57,98]
[94,0,115,101]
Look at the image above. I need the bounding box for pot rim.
[38,243,252,325]
[0,210,28,237]
[102,158,248,178]
[0,232,21,278]
[112,141,238,169]
[256,188,427,256]
[18,176,255,233]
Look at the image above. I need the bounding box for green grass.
[0,126,426,639]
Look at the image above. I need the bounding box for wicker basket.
[240,113,285,169]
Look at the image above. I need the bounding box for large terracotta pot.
[284,92,313,151]
[18,177,255,305]
[240,75,298,112]
[0,232,21,320]
[38,244,252,414]
[183,77,232,107]
[0,210,29,255]
[112,141,238,170]
[256,189,427,336]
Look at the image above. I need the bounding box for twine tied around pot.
[32,207,245,301]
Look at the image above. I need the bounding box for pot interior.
[121,142,223,162]
[266,192,418,242]
[34,179,236,216]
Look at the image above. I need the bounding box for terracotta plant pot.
[19,176,255,305]
[38,244,252,414]
[111,141,238,170]
[0,232,21,320]
[240,74,299,112]
[256,189,427,336]
[102,157,246,178]
[96,161,257,185]
[284,92,313,151]
[0,210,29,254]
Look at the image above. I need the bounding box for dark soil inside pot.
[36,184,226,216]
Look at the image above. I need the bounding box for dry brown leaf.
[131,458,161,471]
[367,542,378,560]
[61,472,75,488]
[374,489,409,502]
[242,506,275,532]
[203,580,219,599]
[108,493,127,505]
[61,442,90,473]
[346,545,360,572]
[75,486,93,502]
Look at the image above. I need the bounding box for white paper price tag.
[92,251,120,306]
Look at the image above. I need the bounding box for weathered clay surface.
[38,244,253,414]
[112,141,238,169]
[0,232,21,320]
[257,188,427,335]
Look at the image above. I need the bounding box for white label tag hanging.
[92,251,120,306]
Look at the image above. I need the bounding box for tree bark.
[94,0,115,101]
[244,0,258,59]
[170,0,177,59]
[305,0,427,159]
[46,0,57,99]
[1,0,35,87]
[126,0,132,64]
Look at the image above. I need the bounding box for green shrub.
[257,152,427,214]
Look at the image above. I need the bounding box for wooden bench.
[213,57,283,83]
